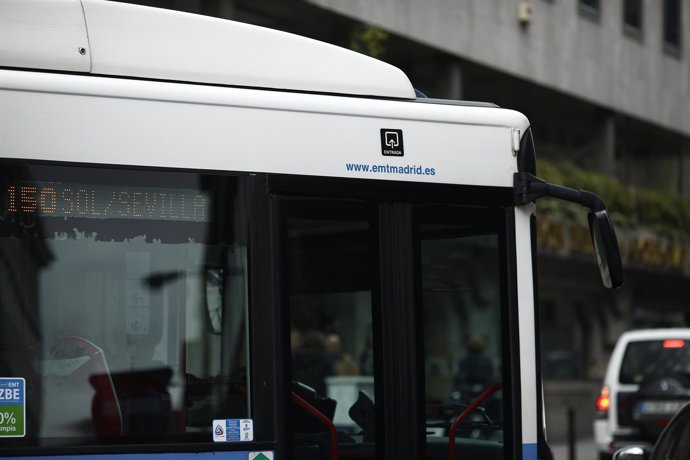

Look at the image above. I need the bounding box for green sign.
[0,377,25,437]
[249,453,274,460]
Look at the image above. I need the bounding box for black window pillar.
[378,203,424,458]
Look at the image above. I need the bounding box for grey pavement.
[549,437,597,460]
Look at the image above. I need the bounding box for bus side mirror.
[515,172,624,289]
[589,210,623,289]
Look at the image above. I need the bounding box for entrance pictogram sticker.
[380,129,404,156]
[0,377,25,437]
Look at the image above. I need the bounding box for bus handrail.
[448,382,503,460]
[292,391,339,460]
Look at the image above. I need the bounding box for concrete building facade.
[308,0,690,139]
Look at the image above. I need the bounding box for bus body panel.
[515,204,539,460]
[0,0,415,99]
[0,70,528,188]
[0,0,90,73]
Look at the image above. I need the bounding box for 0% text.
[0,412,17,424]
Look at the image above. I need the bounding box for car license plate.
[639,400,688,415]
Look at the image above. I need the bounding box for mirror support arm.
[513,171,623,289]
[514,172,605,212]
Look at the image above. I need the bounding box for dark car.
[614,401,690,460]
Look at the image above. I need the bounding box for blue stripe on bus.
[5,445,540,460]
[1,452,272,459]
[522,442,538,460]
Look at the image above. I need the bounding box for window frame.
[0,160,269,456]
[578,0,601,21]
[274,196,383,457]
[413,204,520,459]
[0,165,525,459]
[267,174,521,460]
[622,0,644,40]
[662,0,682,57]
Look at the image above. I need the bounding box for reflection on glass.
[285,215,377,455]
[205,268,224,334]
[420,221,504,455]
[0,167,249,446]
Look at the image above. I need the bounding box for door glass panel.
[419,217,505,459]
[283,203,378,458]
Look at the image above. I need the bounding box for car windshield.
[620,340,690,384]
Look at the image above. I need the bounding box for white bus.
[0,1,622,459]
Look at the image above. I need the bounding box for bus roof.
[0,0,416,99]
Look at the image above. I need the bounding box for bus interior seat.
[108,367,173,436]
[348,391,375,442]
[291,381,337,435]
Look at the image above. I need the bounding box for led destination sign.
[4,182,211,222]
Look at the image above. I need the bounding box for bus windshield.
[0,164,249,446]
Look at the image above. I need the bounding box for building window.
[623,0,643,37]
[579,0,601,19]
[663,0,682,55]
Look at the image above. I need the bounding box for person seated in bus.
[455,336,496,395]
[325,333,359,376]
[454,335,502,423]
[291,329,333,396]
